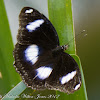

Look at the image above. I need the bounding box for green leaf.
[2,81,26,100]
[0,0,21,97]
[48,0,75,54]
[48,0,88,100]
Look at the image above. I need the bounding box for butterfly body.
[13,7,81,94]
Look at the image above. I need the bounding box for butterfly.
[13,7,81,94]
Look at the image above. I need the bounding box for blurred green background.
[73,0,100,100]
[2,0,100,100]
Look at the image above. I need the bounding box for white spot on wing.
[25,45,39,64]
[60,71,76,84]
[25,9,33,13]
[74,83,81,90]
[26,19,44,32]
[36,66,52,80]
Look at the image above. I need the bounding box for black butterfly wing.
[14,44,81,93]
[13,7,59,89]
[13,43,55,89]
[45,52,81,93]
[17,7,59,49]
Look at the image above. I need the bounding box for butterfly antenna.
[66,30,87,46]
[62,30,87,51]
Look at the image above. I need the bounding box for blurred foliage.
[0,0,21,98]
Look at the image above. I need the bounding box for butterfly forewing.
[13,7,81,93]
[17,7,59,49]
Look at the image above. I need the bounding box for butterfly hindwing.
[45,52,81,93]
[13,43,55,89]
